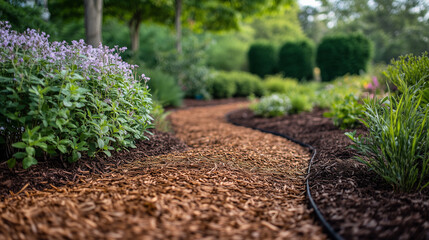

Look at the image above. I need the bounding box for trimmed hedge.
[316,33,372,82]
[207,72,237,99]
[278,40,315,80]
[248,42,277,78]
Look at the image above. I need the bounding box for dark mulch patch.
[228,107,429,240]
[0,129,188,200]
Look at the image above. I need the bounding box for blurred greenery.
[3,0,428,104]
[0,0,53,33]
[315,0,429,63]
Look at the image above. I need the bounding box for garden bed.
[228,107,429,240]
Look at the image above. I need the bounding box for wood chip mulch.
[0,103,325,240]
[228,107,429,240]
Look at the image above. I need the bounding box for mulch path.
[0,130,188,200]
[0,102,325,239]
[228,107,429,240]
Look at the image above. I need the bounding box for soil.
[227,107,429,240]
[0,102,325,240]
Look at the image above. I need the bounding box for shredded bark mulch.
[0,103,325,239]
[228,107,429,240]
[0,130,188,200]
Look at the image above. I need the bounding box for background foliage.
[316,33,372,82]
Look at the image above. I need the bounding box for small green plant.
[314,75,368,109]
[151,102,171,132]
[346,88,429,192]
[289,93,313,114]
[324,94,365,129]
[250,94,292,117]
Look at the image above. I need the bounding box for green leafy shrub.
[289,93,313,114]
[346,89,429,192]
[314,75,368,109]
[316,33,372,82]
[206,72,237,99]
[385,52,429,103]
[0,22,152,168]
[324,94,365,129]
[278,40,315,80]
[263,76,299,95]
[346,53,429,192]
[143,69,183,107]
[250,94,292,117]
[248,42,277,78]
[211,71,264,97]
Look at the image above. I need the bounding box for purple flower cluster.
[0,21,140,84]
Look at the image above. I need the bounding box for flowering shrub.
[0,22,152,169]
[250,94,292,117]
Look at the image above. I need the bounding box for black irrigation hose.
[225,111,344,240]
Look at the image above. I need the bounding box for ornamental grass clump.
[346,54,429,192]
[0,22,153,169]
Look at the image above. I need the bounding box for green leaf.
[70,151,81,162]
[101,126,109,134]
[7,158,16,169]
[63,98,72,107]
[12,142,27,149]
[26,146,35,156]
[23,156,38,169]
[58,145,67,153]
[103,150,112,157]
[97,138,104,149]
[34,142,48,150]
[13,152,27,159]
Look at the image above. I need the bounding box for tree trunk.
[84,0,103,47]
[175,0,182,54]
[129,12,142,56]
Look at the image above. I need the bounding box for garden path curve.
[0,102,325,239]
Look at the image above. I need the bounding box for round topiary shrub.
[247,42,277,78]
[206,72,237,99]
[0,22,153,168]
[278,40,315,80]
[316,33,372,82]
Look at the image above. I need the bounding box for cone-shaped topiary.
[248,42,277,78]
